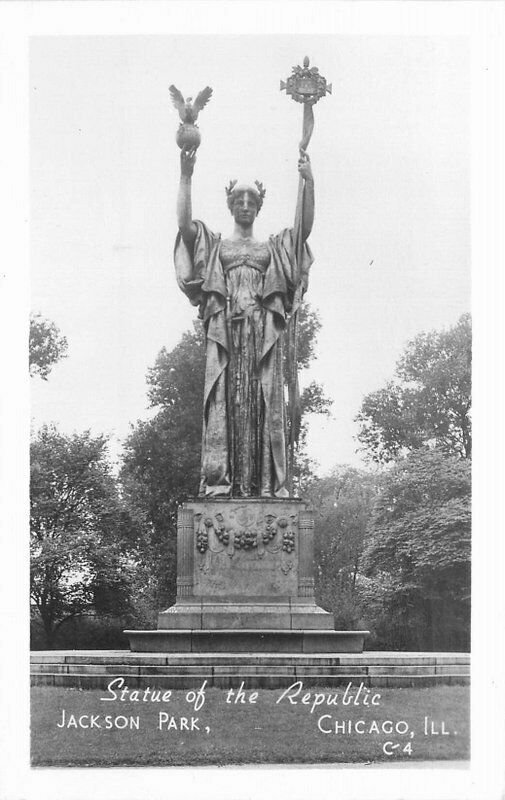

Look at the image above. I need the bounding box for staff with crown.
[172,62,325,500]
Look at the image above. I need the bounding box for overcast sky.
[30,35,470,473]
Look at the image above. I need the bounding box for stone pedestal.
[126,498,368,653]
[159,498,332,630]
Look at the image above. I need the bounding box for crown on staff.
[280,56,331,105]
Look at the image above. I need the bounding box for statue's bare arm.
[298,150,314,242]
[177,149,198,246]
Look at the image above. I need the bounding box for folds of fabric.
[173,221,313,498]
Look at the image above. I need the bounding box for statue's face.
[232,191,258,225]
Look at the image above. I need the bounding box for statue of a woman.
[174,147,314,499]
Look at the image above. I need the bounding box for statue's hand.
[298,149,313,182]
[181,148,197,178]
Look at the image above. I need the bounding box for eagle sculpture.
[169,85,213,125]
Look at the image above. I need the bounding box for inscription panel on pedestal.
[186,500,304,597]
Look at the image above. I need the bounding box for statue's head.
[225,180,266,218]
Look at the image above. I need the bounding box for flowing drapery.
[174,221,312,497]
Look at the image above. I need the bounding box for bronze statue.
[173,59,329,499]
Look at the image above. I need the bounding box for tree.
[356,314,471,463]
[362,447,471,651]
[120,304,331,608]
[120,323,205,608]
[307,467,380,630]
[29,312,68,380]
[294,378,333,492]
[30,425,136,647]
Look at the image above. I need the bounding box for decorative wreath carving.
[195,508,297,557]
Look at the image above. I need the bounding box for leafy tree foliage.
[356,314,471,463]
[294,378,333,493]
[120,305,331,607]
[287,305,333,490]
[362,447,471,650]
[146,323,206,412]
[307,467,380,630]
[30,425,137,647]
[120,323,205,608]
[120,330,191,613]
[29,312,68,380]
[295,302,323,370]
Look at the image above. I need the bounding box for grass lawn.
[31,684,470,767]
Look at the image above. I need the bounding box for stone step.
[31,672,470,690]
[125,629,369,653]
[31,650,471,666]
[30,650,470,690]
[31,662,470,677]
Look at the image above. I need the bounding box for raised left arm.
[298,150,314,242]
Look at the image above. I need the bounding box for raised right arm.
[177,149,198,247]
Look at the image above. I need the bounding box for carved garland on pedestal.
[195,508,297,557]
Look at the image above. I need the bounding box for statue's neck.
[231,221,255,241]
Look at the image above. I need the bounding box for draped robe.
[174,221,312,498]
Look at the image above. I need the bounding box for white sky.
[30,35,470,473]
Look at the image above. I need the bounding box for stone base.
[125,628,368,653]
[129,498,367,657]
[31,650,471,690]
[158,597,334,631]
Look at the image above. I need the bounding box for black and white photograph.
[0,3,504,800]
